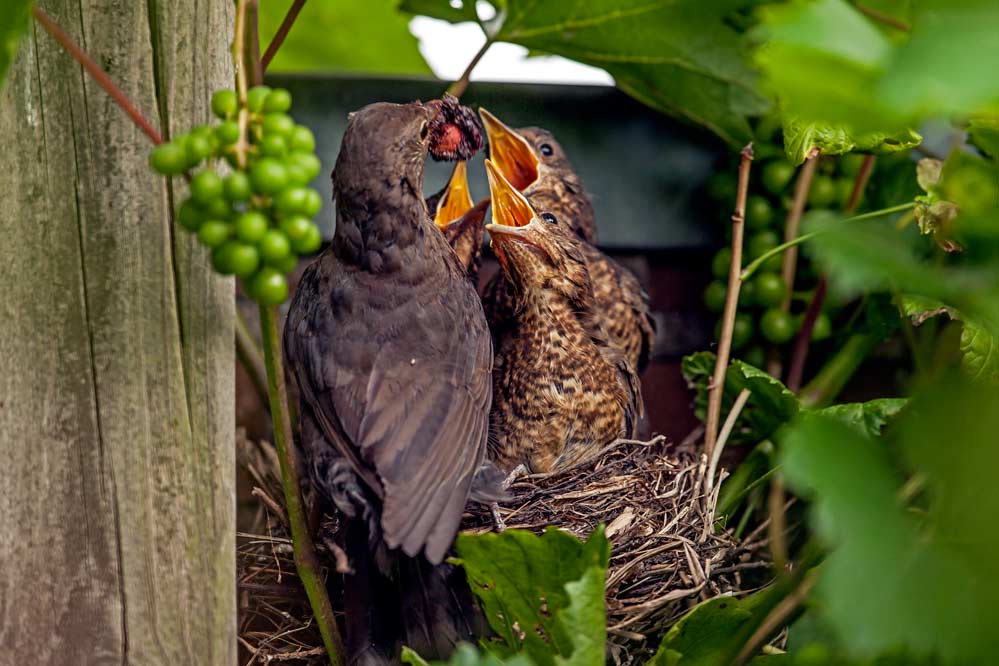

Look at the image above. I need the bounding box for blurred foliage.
[781,117,921,166]
[0,0,32,90]
[259,0,430,75]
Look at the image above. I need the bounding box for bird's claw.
[502,464,528,490]
[490,502,507,532]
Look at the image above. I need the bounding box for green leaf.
[398,0,480,24]
[682,352,800,445]
[781,116,920,166]
[403,643,540,666]
[968,116,999,160]
[780,377,999,663]
[901,296,999,383]
[810,398,906,438]
[454,527,609,666]
[0,0,32,91]
[258,0,431,75]
[476,0,771,146]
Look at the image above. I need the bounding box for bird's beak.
[485,159,534,229]
[479,108,539,191]
[433,161,475,228]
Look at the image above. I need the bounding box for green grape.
[761,308,795,344]
[250,158,289,194]
[808,175,838,208]
[274,252,299,274]
[275,187,309,215]
[235,211,269,243]
[289,125,316,153]
[249,268,289,305]
[212,242,237,274]
[247,85,272,113]
[716,313,754,350]
[176,198,204,231]
[227,242,261,278]
[285,152,321,184]
[811,312,832,341]
[190,169,224,204]
[211,89,238,119]
[258,229,292,265]
[302,188,323,217]
[262,113,295,138]
[748,229,779,259]
[184,132,213,167]
[703,280,726,312]
[712,248,732,279]
[197,220,231,248]
[753,273,786,307]
[149,142,188,175]
[837,178,856,207]
[204,196,232,220]
[292,223,322,254]
[216,121,240,145]
[259,134,287,158]
[762,160,795,195]
[263,88,292,113]
[839,153,865,178]
[740,278,757,307]
[223,172,252,202]
[280,215,312,242]
[745,195,775,230]
[742,345,766,368]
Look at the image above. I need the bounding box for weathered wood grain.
[0,1,235,664]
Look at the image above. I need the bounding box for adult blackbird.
[484,160,641,473]
[284,99,491,664]
[479,109,656,373]
[426,161,489,282]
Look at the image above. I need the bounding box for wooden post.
[0,1,236,664]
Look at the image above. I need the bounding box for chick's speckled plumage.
[283,100,492,565]
[485,165,640,473]
[480,119,655,373]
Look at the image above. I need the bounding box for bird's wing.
[613,260,656,372]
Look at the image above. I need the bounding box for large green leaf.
[259,0,431,75]
[403,0,771,146]
[398,0,480,24]
[781,116,920,166]
[453,527,609,666]
[780,377,999,663]
[901,296,999,383]
[682,352,800,445]
[0,0,32,91]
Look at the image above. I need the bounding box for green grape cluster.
[703,152,863,365]
[148,86,323,305]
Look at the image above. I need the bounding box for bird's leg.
[502,464,528,489]
[490,502,507,531]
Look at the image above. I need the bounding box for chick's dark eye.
[540,212,558,225]
[539,143,554,157]
[420,122,430,139]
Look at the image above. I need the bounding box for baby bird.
[484,159,640,473]
[479,109,656,373]
[426,161,489,282]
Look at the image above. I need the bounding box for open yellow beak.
[479,108,539,191]
[433,161,474,228]
[485,159,535,231]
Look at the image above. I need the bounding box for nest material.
[236,430,770,664]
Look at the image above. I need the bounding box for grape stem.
[31,6,164,145]
[262,0,307,70]
[703,144,754,482]
[446,36,495,98]
[235,310,269,408]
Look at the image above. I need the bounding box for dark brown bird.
[479,109,656,373]
[484,159,640,473]
[283,100,491,664]
[426,161,489,282]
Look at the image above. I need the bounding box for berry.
[808,175,838,208]
[197,220,231,248]
[289,125,316,153]
[249,268,289,305]
[223,172,252,202]
[250,158,289,194]
[292,223,322,254]
[247,85,272,113]
[753,273,786,307]
[704,281,726,312]
[812,312,832,341]
[716,313,754,350]
[761,308,795,344]
[204,196,232,220]
[190,169,224,204]
[273,253,299,274]
[259,134,287,158]
[745,195,774,230]
[748,230,782,273]
[211,89,238,119]
[263,88,292,113]
[235,211,269,243]
[176,198,204,231]
[740,278,757,306]
[837,178,856,207]
[227,242,261,278]
[258,229,292,265]
[262,113,295,138]
[150,142,188,175]
[275,187,309,215]
[280,215,312,242]
[216,121,240,145]
[184,133,213,167]
[302,188,323,217]
[762,160,795,195]
[285,152,321,184]
[712,248,732,279]
[212,242,237,274]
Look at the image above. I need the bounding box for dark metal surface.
[266,74,725,250]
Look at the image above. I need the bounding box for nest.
[236,430,771,665]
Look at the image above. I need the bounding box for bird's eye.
[540,212,558,225]
[420,121,430,140]
[539,143,554,157]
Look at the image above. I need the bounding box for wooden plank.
[0,2,235,663]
